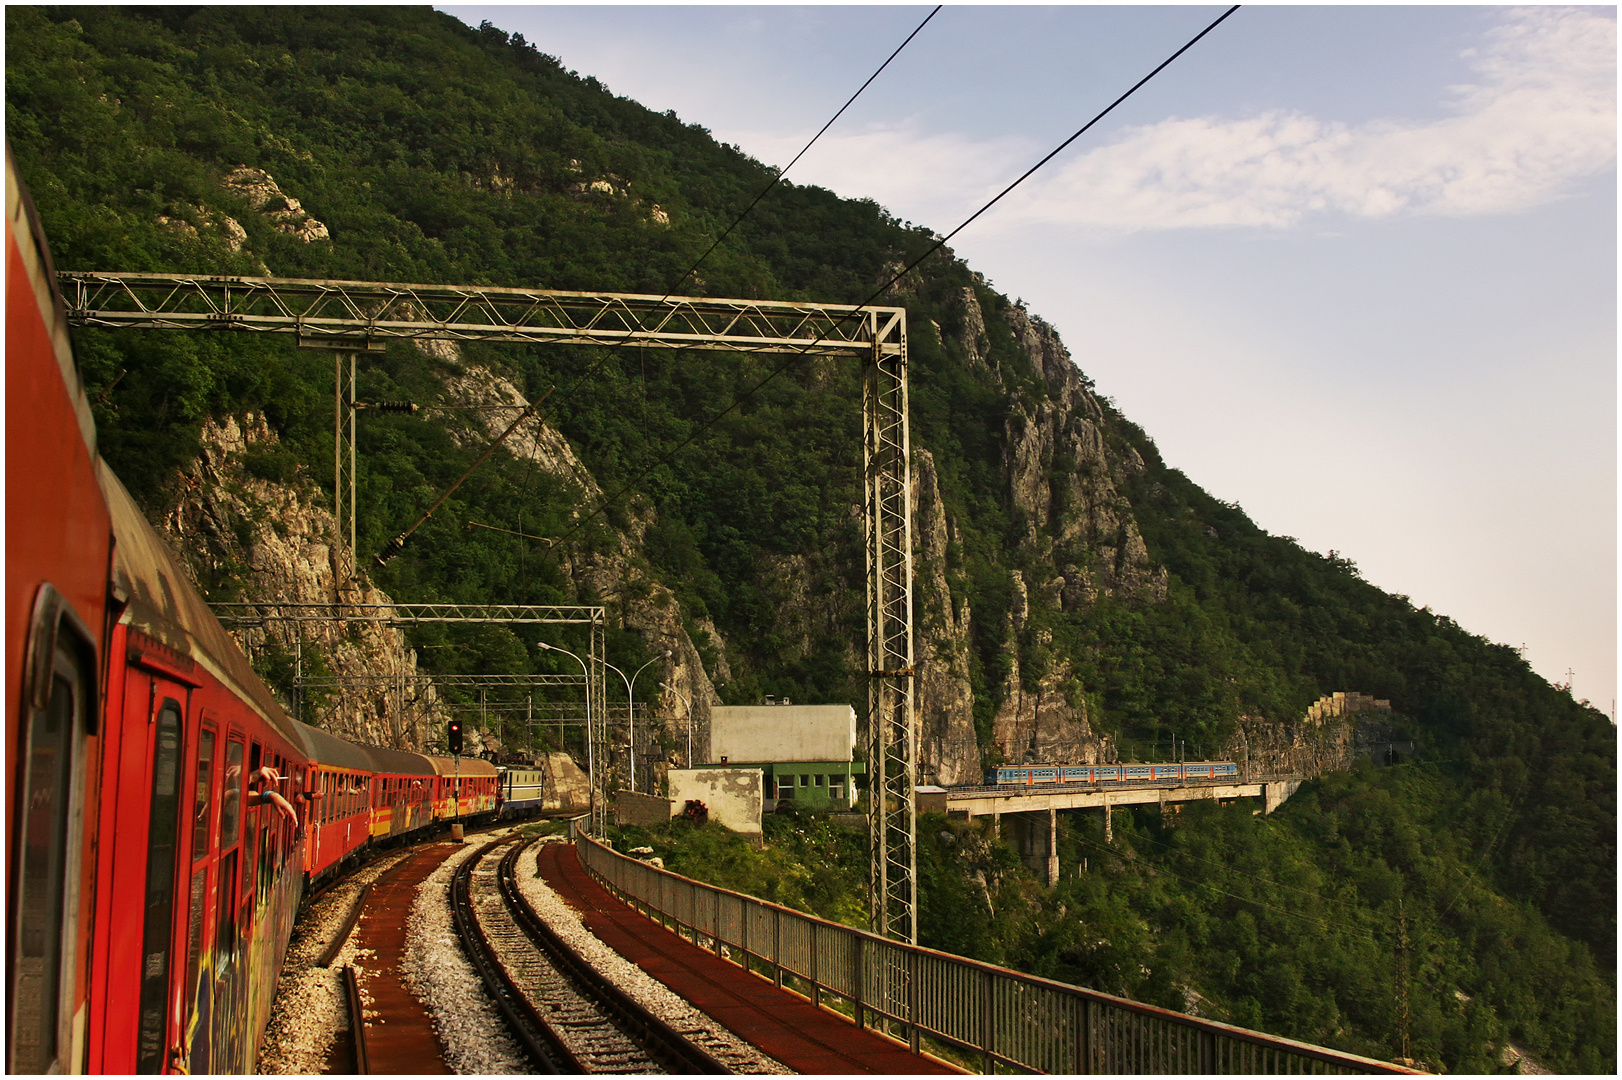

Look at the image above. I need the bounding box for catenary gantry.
[64,272,920,943]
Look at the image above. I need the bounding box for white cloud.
[732,123,1037,227]
[1022,7,1615,230]
[740,7,1616,233]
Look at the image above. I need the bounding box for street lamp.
[537,642,593,819]
[660,681,692,768]
[604,651,671,792]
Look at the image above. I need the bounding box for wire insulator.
[373,535,407,567]
[357,400,420,414]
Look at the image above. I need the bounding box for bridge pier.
[1263,778,1301,814]
[1047,808,1058,887]
[1003,809,1061,887]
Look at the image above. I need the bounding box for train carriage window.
[220,739,244,851]
[133,700,183,1074]
[8,636,92,1074]
[214,849,238,974]
[192,730,217,860]
[183,727,218,1044]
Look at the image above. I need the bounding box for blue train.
[990,761,1240,786]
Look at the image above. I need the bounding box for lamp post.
[537,642,593,820]
[604,651,671,792]
[660,681,692,768]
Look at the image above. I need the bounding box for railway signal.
[448,719,463,755]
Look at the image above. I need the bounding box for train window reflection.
[9,670,76,1073]
[220,739,244,851]
[192,729,216,861]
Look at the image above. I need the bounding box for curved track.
[453,836,731,1073]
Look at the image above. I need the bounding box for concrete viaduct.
[945,777,1305,886]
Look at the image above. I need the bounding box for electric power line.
[482,9,944,553]
[550,5,1243,545]
[660,5,944,301]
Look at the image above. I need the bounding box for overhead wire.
[550,4,1243,546]
[659,4,944,302]
[556,4,943,405]
[495,6,944,553]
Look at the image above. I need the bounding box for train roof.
[103,462,305,751]
[288,716,376,772]
[423,754,498,778]
[361,744,440,776]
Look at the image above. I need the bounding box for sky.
[439,4,1618,714]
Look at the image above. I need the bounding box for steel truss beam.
[212,600,610,831]
[76,274,913,927]
[58,273,906,356]
[209,601,603,625]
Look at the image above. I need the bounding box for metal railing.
[571,826,1421,1074]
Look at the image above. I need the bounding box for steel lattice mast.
[65,272,915,939]
[865,331,917,944]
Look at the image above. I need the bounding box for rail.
[571,825,1421,1075]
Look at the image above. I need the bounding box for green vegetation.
[8,5,1612,1071]
[611,810,869,929]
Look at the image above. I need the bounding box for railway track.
[452,836,735,1074]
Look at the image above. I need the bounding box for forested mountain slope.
[7,6,1613,1071]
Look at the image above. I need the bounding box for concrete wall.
[711,705,856,764]
[667,768,763,835]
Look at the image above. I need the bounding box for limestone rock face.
[907,288,1166,777]
[223,165,330,242]
[435,353,726,774]
[1226,696,1397,778]
[913,450,978,786]
[998,319,1165,603]
[986,570,1115,769]
[161,413,447,749]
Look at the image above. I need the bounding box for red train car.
[6,146,114,1076]
[7,153,507,1073]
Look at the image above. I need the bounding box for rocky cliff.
[162,412,447,747]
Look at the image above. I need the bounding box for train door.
[205,733,252,1072]
[175,719,219,1073]
[83,630,202,1075]
[7,587,97,1074]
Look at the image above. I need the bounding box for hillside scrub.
[8,5,1612,1071]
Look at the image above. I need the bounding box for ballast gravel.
[516,836,789,1074]
[400,832,528,1074]
[260,830,789,1074]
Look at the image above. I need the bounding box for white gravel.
[258,851,411,1074]
[261,829,790,1075]
[400,832,529,1074]
[516,836,790,1074]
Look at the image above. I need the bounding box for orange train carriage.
[6,152,500,1074]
